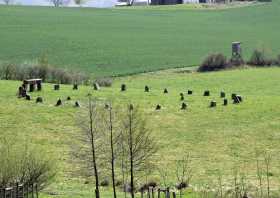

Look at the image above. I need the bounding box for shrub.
[176,181,188,190]
[0,61,90,85]
[0,63,17,80]
[100,179,109,187]
[94,77,113,87]
[147,181,157,188]
[247,49,273,66]
[198,53,228,72]
[277,54,280,65]
[0,136,56,189]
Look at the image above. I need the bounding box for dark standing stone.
[36,97,43,103]
[18,86,23,97]
[37,81,42,91]
[164,88,168,94]
[223,99,228,106]
[74,101,80,108]
[210,101,216,108]
[67,96,71,101]
[105,104,110,109]
[220,91,226,98]
[54,84,60,91]
[56,99,62,106]
[237,95,243,102]
[204,90,210,96]
[121,84,126,92]
[73,84,78,90]
[25,95,31,101]
[145,85,149,92]
[29,83,34,92]
[22,89,27,97]
[155,105,161,110]
[93,83,100,90]
[187,90,193,95]
[180,93,184,101]
[233,95,243,104]
[181,102,187,110]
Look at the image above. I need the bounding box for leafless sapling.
[122,104,157,198]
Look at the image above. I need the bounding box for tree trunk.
[89,99,100,198]
[109,106,117,198]
[129,106,134,198]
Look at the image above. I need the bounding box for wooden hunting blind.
[232,42,242,59]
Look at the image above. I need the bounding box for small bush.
[198,53,228,72]
[94,77,113,87]
[115,180,122,187]
[139,183,149,191]
[147,181,157,188]
[247,49,273,66]
[0,63,17,80]
[0,136,56,189]
[0,60,90,85]
[176,181,188,190]
[100,179,109,187]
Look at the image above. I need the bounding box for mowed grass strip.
[0,67,279,197]
[0,2,280,77]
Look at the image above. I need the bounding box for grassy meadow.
[0,67,280,197]
[0,1,280,76]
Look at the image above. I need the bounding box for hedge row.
[198,49,280,72]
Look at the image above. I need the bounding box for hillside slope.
[1,68,280,197]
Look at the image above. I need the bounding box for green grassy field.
[1,67,280,197]
[0,2,279,77]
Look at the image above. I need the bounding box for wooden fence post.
[3,188,6,198]
[157,189,161,198]
[35,184,39,198]
[151,187,154,198]
[31,183,34,198]
[26,184,29,198]
[166,188,170,198]
[172,191,176,198]
[141,189,144,198]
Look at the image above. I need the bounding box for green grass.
[1,67,280,197]
[0,2,280,77]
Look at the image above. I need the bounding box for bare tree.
[49,0,66,7]
[2,0,13,5]
[104,103,118,198]
[122,104,157,198]
[78,97,102,198]
[117,124,129,198]
[74,0,86,6]
[255,149,264,198]
[158,164,169,188]
[216,169,223,198]
[175,153,193,198]
[264,150,272,198]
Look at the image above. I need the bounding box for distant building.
[150,0,183,5]
[150,0,216,4]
